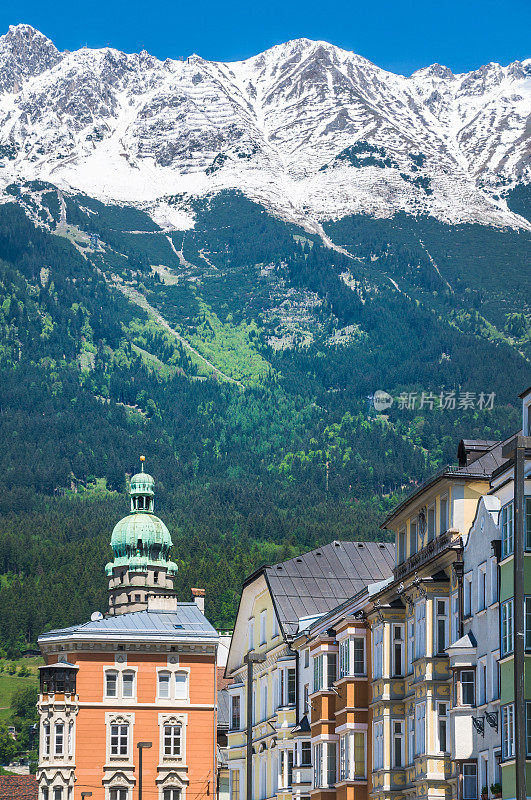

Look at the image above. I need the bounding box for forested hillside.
[0,184,528,654]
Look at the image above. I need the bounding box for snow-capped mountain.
[0,24,529,231]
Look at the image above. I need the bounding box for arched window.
[122,672,135,699]
[158,671,171,699]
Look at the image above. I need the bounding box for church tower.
[105,457,178,615]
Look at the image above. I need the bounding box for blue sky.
[3,0,530,74]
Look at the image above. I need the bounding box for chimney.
[191,587,205,614]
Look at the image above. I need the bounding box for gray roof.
[217,688,230,728]
[384,435,513,527]
[264,540,395,636]
[39,605,218,643]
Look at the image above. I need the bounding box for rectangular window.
[440,495,449,533]
[163,724,181,757]
[281,750,293,788]
[526,498,531,551]
[354,732,365,778]
[175,672,187,700]
[491,655,499,701]
[451,592,459,643]
[287,668,296,704]
[393,720,404,767]
[373,626,383,678]
[427,505,435,542]
[374,721,384,770]
[110,790,128,800]
[339,639,350,677]
[106,671,118,698]
[301,740,311,766]
[54,722,64,756]
[408,714,414,765]
[353,638,365,675]
[462,763,478,800]
[326,742,336,787]
[415,703,426,755]
[158,672,170,699]
[162,791,180,800]
[392,625,404,677]
[460,670,475,706]
[437,702,447,752]
[110,724,129,757]
[501,599,514,656]
[435,598,448,655]
[42,790,49,800]
[490,557,498,605]
[304,684,309,714]
[231,695,240,730]
[501,503,514,558]
[398,529,405,564]
[43,722,50,756]
[314,743,323,788]
[53,790,63,800]
[407,619,414,673]
[304,648,309,668]
[410,520,417,556]
[478,661,486,706]
[272,612,279,638]
[339,734,348,781]
[261,677,268,721]
[260,610,267,645]
[248,618,254,651]
[478,566,486,612]
[230,770,240,800]
[525,597,531,651]
[464,574,472,617]
[502,704,515,759]
[122,672,134,699]
[415,601,426,659]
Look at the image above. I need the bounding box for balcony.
[394,528,462,581]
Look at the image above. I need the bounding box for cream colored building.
[225,542,396,800]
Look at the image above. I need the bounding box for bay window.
[415,601,426,659]
[415,703,426,755]
[313,653,336,691]
[373,721,384,770]
[392,625,404,677]
[455,669,475,707]
[393,720,404,767]
[54,722,64,756]
[314,741,337,787]
[339,731,366,780]
[437,702,448,752]
[407,619,414,673]
[339,636,365,677]
[279,665,296,706]
[435,598,448,655]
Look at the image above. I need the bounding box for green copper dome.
[106,458,177,579]
[111,513,172,550]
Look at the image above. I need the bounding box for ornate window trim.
[105,712,135,765]
[158,713,188,766]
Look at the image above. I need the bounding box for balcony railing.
[394,528,462,581]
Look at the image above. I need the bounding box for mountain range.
[0,23,529,233]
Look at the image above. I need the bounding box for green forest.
[0,183,528,655]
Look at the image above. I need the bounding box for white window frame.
[490,653,500,701]
[477,658,487,706]
[392,720,404,768]
[248,617,255,651]
[259,610,267,645]
[415,600,426,659]
[392,624,404,677]
[490,556,498,605]
[106,712,134,764]
[451,592,459,644]
[372,626,383,679]
[437,701,448,753]
[440,494,449,533]
[156,667,190,702]
[54,721,64,756]
[502,704,515,759]
[104,667,138,701]
[434,598,448,655]
[477,563,487,612]
[501,502,514,558]
[501,599,514,656]
[415,702,426,756]
[339,635,366,678]
[373,721,384,770]
[464,573,473,617]
[158,712,187,765]
[407,618,414,673]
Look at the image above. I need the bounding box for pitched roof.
[264,540,395,636]
[0,776,38,800]
[38,605,218,644]
[383,435,513,527]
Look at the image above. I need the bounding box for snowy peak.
[0,26,529,230]
[0,24,62,93]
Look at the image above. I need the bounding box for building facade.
[36,462,219,800]
[224,541,395,800]
[367,437,505,800]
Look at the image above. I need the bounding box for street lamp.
[137,741,152,800]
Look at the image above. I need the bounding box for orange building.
[36,461,219,800]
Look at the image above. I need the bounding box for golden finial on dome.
[140,455,145,472]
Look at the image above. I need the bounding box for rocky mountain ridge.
[0,24,529,232]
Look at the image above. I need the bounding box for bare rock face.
[0,26,529,229]
[0,24,62,94]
